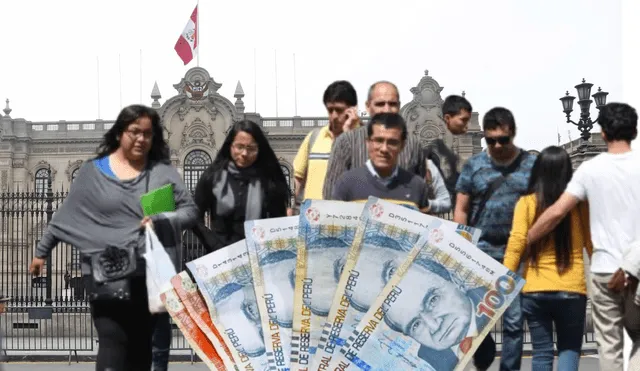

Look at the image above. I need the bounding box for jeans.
[522,292,586,371]
[152,312,172,371]
[473,291,524,370]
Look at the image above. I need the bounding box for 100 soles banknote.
[311,197,481,370]
[290,200,364,371]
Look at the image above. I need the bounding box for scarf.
[212,161,263,220]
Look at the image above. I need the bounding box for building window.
[183,150,212,193]
[71,168,79,183]
[35,168,49,195]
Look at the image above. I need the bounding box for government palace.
[0,67,485,195]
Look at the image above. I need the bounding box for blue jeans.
[473,292,524,370]
[152,312,172,371]
[522,292,586,371]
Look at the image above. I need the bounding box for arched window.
[35,168,49,195]
[71,168,79,183]
[184,150,212,193]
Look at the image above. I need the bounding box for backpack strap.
[295,128,321,207]
[302,128,321,181]
[469,151,526,227]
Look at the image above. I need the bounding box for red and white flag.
[174,5,198,65]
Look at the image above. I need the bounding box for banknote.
[161,288,227,371]
[187,240,269,371]
[245,216,300,371]
[171,272,236,370]
[290,200,364,371]
[312,197,482,370]
[325,224,525,371]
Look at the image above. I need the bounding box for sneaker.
[0,294,11,303]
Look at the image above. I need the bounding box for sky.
[0,0,636,151]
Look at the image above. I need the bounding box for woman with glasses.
[29,105,198,370]
[193,120,291,252]
[503,146,592,371]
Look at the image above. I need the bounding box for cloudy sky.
[1,0,638,150]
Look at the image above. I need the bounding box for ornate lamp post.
[560,78,609,149]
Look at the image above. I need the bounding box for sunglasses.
[485,136,511,146]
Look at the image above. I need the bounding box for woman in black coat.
[193,120,290,252]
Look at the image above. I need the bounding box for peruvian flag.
[174,5,198,65]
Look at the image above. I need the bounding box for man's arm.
[426,160,451,213]
[526,192,579,245]
[453,193,470,225]
[453,160,475,225]
[331,174,350,201]
[322,133,352,199]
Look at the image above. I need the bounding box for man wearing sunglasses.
[453,107,537,371]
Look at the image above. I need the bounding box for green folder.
[140,184,176,216]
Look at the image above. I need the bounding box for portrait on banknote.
[245,216,300,371]
[313,197,482,370]
[186,240,270,371]
[327,225,525,371]
[290,200,364,371]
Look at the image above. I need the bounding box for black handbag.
[84,242,138,301]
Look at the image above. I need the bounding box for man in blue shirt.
[454,107,536,371]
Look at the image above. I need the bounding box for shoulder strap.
[303,128,321,180]
[469,151,526,226]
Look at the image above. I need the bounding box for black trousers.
[90,276,156,371]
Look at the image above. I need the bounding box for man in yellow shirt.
[289,81,360,214]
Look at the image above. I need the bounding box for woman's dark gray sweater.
[35,160,198,274]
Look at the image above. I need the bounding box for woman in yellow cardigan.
[503,146,592,371]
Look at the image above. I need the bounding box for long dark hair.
[526,146,573,273]
[207,120,290,207]
[94,105,170,164]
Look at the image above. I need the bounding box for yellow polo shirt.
[293,125,334,200]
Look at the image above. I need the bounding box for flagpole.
[97,56,101,119]
[275,49,279,117]
[293,53,298,116]
[196,0,200,67]
[118,54,123,110]
[254,48,257,112]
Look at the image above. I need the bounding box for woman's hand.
[30,257,46,276]
[140,216,154,230]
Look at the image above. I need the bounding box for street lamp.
[560,78,609,148]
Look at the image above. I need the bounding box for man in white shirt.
[526,102,640,371]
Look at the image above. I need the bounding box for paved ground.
[2,357,602,370]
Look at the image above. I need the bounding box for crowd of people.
[25,78,639,371]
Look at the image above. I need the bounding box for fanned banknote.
[290,200,364,371]
[312,197,481,370]
[187,240,269,371]
[171,272,237,370]
[325,223,525,371]
[161,288,227,371]
[245,216,300,371]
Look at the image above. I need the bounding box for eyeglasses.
[485,136,511,146]
[232,143,259,154]
[125,129,154,140]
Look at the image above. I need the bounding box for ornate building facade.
[0,67,482,194]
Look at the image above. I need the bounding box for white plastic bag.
[143,224,178,313]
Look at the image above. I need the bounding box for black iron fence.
[0,185,596,357]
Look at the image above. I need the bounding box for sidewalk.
[1,357,602,371]
[2,341,599,363]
